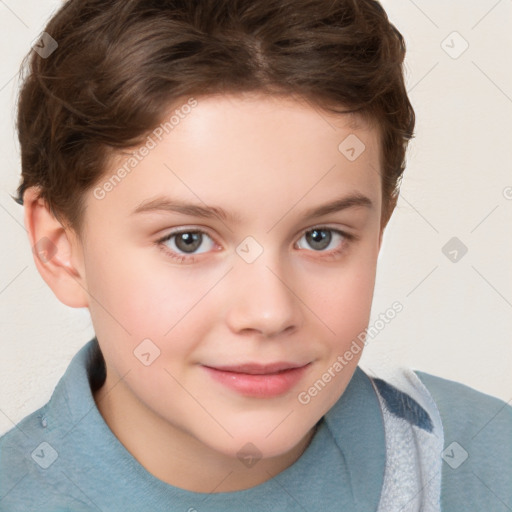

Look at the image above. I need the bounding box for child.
[1,0,510,510]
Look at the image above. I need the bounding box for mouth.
[207,362,307,375]
[202,361,312,397]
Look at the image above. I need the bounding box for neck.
[93,372,317,493]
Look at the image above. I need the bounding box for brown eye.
[174,232,202,253]
[158,229,216,258]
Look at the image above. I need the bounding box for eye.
[156,225,355,264]
[295,226,354,256]
[156,228,216,262]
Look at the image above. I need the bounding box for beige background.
[1,0,511,436]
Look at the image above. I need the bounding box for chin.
[202,414,318,461]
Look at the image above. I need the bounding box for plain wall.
[1,0,511,436]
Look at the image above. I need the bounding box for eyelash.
[155,226,357,264]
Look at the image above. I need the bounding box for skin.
[24,92,386,493]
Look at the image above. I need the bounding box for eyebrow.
[131,193,373,223]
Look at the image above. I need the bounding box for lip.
[209,362,306,374]
[202,362,312,398]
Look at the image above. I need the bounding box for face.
[79,93,383,468]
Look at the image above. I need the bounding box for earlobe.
[23,187,89,308]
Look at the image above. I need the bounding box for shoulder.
[0,407,76,512]
[415,371,512,445]
[0,339,109,510]
[0,404,48,490]
[0,407,89,511]
[416,371,512,511]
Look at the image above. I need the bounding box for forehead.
[87,93,382,226]
[169,92,378,142]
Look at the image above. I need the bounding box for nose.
[224,250,303,339]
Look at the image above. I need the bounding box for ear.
[23,187,89,308]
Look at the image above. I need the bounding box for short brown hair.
[14,0,414,236]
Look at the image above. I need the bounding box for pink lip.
[203,362,311,397]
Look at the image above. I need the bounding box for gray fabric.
[371,369,444,512]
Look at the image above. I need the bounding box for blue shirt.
[0,338,510,511]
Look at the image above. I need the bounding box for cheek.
[310,253,377,345]
[85,241,186,330]
[82,242,180,364]
[293,257,377,415]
